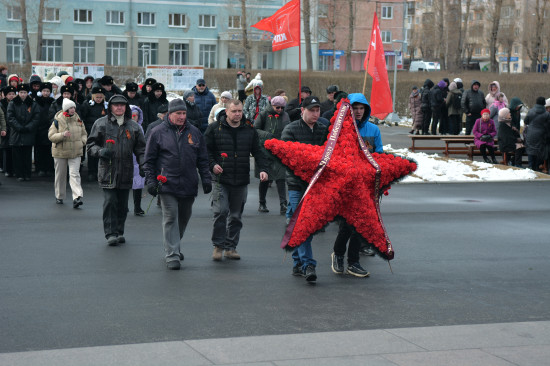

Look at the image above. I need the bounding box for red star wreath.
[264,99,417,260]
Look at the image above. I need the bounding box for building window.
[382,6,393,19]
[476,13,482,20]
[6,38,25,63]
[74,9,92,23]
[7,6,22,21]
[318,28,329,43]
[381,30,392,43]
[199,14,216,28]
[43,7,60,22]
[228,15,241,29]
[257,52,273,69]
[169,13,186,27]
[169,43,189,65]
[42,39,62,61]
[138,12,156,26]
[318,3,328,18]
[106,41,127,66]
[106,10,124,25]
[514,45,519,54]
[199,44,216,68]
[475,47,481,55]
[138,42,158,66]
[74,40,95,63]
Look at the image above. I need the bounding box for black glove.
[139,166,145,178]
[203,183,212,194]
[147,182,159,197]
[482,134,492,142]
[99,148,114,160]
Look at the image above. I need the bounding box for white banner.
[31,62,73,81]
[145,65,204,91]
[73,63,105,79]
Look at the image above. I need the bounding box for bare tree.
[302,0,313,70]
[19,0,32,64]
[36,0,45,61]
[458,0,472,68]
[523,0,550,72]
[488,0,504,72]
[445,0,462,71]
[239,0,252,70]
[321,0,340,70]
[435,0,446,69]
[345,0,355,71]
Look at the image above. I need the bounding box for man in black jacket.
[34,82,55,176]
[145,99,211,270]
[86,95,146,246]
[205,99,269,261]
[285,86,312,122]
[429,80,446,135]
[461,80,486,135]
[420,79,434,135]
[80,86,108,181]
[281,96,328,283]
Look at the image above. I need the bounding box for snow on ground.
[385,145,541,182]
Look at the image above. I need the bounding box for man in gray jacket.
[87,95,146,246]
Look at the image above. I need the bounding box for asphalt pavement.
[1,126,549,365]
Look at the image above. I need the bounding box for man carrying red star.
[280,95,328,283]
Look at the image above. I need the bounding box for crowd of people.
[409,77,549,170]
[0,66,387,282]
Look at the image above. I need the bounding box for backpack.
[453,92,462,111]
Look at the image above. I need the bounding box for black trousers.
[12,146,32,179]
[333,220,362,264]
[466,113,480,135]
[430,109,441,135]
[448,114,461,135]
[34,144,54,173]
[1,148,13,175]
[480,144,496,159]
[102,188,130,239]
[258,179,287,205]
[422,109,432,134]
[238,90,246,103]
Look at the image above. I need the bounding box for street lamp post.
[141,44,150,70]
[18,39,27,66]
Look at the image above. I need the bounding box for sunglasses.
[197,84,205,87]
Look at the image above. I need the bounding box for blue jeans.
[287,190,316,270]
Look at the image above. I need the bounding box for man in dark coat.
[80,86,108,181]
[1,85,17,177]
[420,79,434,135]
[144,99,212,270]
[34,82,55,176]
[86,95,146,246]
[192,78,216,133]
[285,86,312,122]
[461,80,486,135]
[123,82,142,108]
[429,80,446,135]
[204,99,269,261]
[95,75,123,102]
[7,84,40,181]
[281,96,328,283]
[320,85,338,116]
[182,89,202,129]
[524,97,550,171]
[141,82,168,131]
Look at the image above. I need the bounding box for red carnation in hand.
[157,175,167,184]
[106,139,115,145]
[221,152,228,159]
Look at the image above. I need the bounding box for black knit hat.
[18,83,31,92]
[29,75,42,86]
[157,104,168,114]
[40,82,53,92]
[125,82,138,92]
[151,82,165,92]
[536,96,546,106]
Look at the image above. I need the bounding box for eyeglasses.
[197,84,205,87]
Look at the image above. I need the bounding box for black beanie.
[536,96,546,106]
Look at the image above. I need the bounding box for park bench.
[441,136,475,157]
[408,135,447,153]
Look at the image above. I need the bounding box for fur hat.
[91,86,105,95]
[18,83,30,92]
[99,75,114,86]
[62,98,76,112]
[60,85,74,95]
[157,104,168,114]
[29,75,42,86]
[3,85,17,95]
[498,107,511,121]
[326,85,339,94]
[151,82,165,92]
[125,82,139,93]
[220,91,232,99]
[40,82,53,92]
[168,98,187,113]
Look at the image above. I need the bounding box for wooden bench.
[441,136,475,157]
[467,144,502,161]
[408,135,447,153]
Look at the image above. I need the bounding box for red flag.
[364,13,393,119]
[251,0,300,52]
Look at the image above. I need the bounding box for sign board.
[499,57,519,62]
[318,49,345,57]
[73,63,105,79]
[145,65,204,91]
[31,62,73,81]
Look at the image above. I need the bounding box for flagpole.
[362,57,369,95]
[298,0,302,105]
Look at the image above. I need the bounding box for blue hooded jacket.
[347,93,383,153]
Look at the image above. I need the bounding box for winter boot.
[133,189,145,216]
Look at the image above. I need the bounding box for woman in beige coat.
[48,99,87,207]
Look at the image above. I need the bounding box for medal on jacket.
[126,130,131,139]
[101,109,105,115]
[188,133,193,144]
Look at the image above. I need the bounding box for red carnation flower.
[157,175,167,184]
[221,153,228,158]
